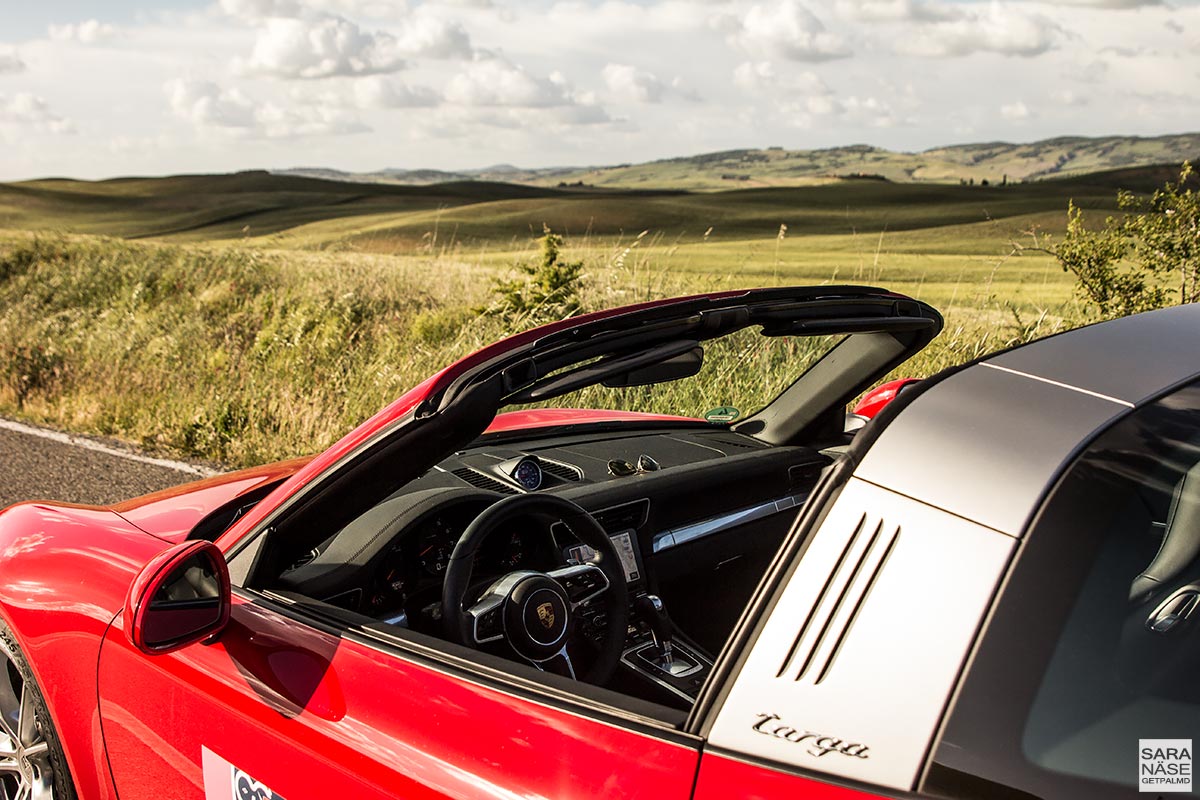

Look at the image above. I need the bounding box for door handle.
[1147,588,1200,634]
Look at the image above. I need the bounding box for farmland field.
[0,164,1171,468]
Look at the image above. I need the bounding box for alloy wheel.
[0,651,56,800]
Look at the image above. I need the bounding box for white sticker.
[203,747,285,800]
[1139,739,1192,793]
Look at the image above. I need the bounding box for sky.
[1,0,1198,180]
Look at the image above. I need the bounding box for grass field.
[0,163,1165,468]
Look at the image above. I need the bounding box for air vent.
[593,498,650,532]
[789,458,830,489]
[718,438,762,450]
[703,433,768,452]
[451,467,519,495]
[776,513,901,685]
[538,458,582,482]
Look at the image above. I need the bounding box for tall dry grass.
[0,232,1082,469]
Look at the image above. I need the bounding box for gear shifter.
[634,594,675,665]
[626,594,706,695]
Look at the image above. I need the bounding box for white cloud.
[239,16,405,78]
[393,14,473,58]
[166,79,257,127]
[1051,89,1089,106]
[353,76,439,108]
[1065,58,1110,83]
[48,19,118,43]
[445,57,573,107]
[165,78,367,138]
[732,60,774,91]
[731,1,851,62]
[1032,0,1160,6]
[733,61,900,128]
[0,93,75,134]
[218,0,304,19]
[1000,100,1032,120]
[896,4,1058,57]
[602,64,667,103]
[834,0,958,22]
[733,61,831,94]
[255,102,370,138]
[0,53,24,74]
[218,0,399,20]
[423,103,613,137]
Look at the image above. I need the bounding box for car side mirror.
[124,540,231,655]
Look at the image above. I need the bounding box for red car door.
[98,589,701,799]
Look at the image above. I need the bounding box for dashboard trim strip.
[652,494,807,554]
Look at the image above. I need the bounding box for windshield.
[507,329,844,424]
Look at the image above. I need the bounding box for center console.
[622,593,711,706]
[558,521,712,708]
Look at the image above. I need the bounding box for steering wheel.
[442,493,629,684]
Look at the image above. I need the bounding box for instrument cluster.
[366,506,555,622]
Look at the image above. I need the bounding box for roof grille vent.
[451,467,519,495]
[776,513,901,685]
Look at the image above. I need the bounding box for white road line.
[0,417,218,478]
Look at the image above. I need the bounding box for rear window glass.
[926,381,1200,799]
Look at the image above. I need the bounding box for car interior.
[215,289,942,716]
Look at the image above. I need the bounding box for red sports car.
[2,286,1198,800]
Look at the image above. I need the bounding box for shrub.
[1048,162,1198,319]
[484,225,585,325]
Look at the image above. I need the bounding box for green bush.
[484,225,585,325]
[1050,162,1198,319]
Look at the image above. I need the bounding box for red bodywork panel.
[694,752,890,800]
[98,594,700,799]
[484,408,700,434]
[0,502,167,799]
[110,457,313,543]
[852,378,920,419]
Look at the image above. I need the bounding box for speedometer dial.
[510,457,543,491]
[417,519,455,576]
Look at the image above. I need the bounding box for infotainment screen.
[567,530,641,583]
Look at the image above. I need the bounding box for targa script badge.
[752,713,870,760]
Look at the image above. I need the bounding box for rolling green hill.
[0,165,1150,251]
[278,132,1200,191]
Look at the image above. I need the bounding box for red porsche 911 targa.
[3,286,1199,800]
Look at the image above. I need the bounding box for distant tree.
[1021,162,1199,319]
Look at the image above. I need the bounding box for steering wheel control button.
[473,605,504,643]
[560,571,604,603]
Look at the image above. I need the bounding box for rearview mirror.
[601,346,704,388]
[124,540,231,655]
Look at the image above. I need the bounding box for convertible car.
[2,286,1198,800]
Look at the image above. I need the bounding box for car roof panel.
[984,304,1200,405]
[854,363,1129,536]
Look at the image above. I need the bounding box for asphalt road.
[0,419,213,508]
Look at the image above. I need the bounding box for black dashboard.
[277,424,831,648]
